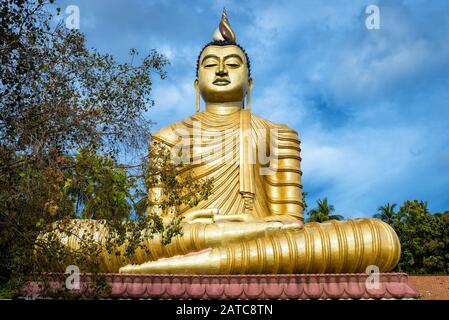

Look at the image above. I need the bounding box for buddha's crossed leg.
[119,218,401,274]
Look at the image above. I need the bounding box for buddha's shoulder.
[250,112,300,138]
[152,112,300,145]
[151,114,198,146]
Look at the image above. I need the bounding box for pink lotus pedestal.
[22,273,420,299]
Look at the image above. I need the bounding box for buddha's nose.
[216,61,228,76]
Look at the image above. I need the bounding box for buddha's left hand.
[213,213,263,223]
[213,214,303,231]
[180,208,219,224]
[263,214,304,227]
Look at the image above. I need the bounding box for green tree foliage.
[306,198,344,223]
[374,203,399,225]
[62,148,132,220]
[0,0,212,297]
[301,191,308,212]
[145,142,214,212]
[374,200,449,274]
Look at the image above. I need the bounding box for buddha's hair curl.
[195,40,251,78]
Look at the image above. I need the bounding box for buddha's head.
[195,9,252,105]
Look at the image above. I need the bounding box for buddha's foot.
[119,248,219,274]
[119,218,401,274]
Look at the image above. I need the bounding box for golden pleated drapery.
[150,110,304,221]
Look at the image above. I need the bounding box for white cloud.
[155,42,198,66]
[330,36,436,102]
[149,76,195,129]
[252,76,307,129]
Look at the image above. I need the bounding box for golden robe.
[149,109,304,221]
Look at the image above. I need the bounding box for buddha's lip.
[213,79,230,86]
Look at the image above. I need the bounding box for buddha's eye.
[204,63,218,68]
[226,63,240,68]
[225,58,241,68]
[202,59,218,68]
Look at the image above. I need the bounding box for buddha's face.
[198,45,250,103]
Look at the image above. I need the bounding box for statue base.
[22,273,420,299]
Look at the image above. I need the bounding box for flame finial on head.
[213,8,236,43]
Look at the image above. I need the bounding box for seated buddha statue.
[117,10,401,274]
[45,9,401,275]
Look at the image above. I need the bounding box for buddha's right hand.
[182,211,301,231]
[181,208,220,224]
[213,214,302,231]
[180,210,302,247]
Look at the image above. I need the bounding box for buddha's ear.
[246,78,253,111]
[194,79,200,112]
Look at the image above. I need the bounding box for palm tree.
[306,198,344,223]
[374,203,398,224]
[434,211,449,219]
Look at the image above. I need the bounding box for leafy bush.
[0,0,213,298]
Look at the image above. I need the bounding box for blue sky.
[57,0,449,217]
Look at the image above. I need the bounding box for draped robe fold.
[149,109,304,221]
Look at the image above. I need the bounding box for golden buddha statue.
[46,9,401,275]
